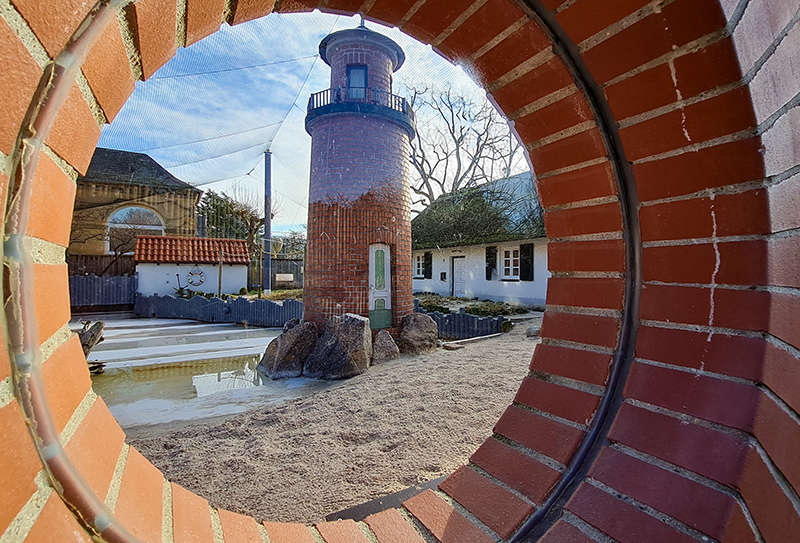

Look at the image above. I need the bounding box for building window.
[501,247,520,280]
[347,64,367,100]
[107,206,164,255]
[414,254,424,277]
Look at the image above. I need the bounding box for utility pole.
[263,150,272,296]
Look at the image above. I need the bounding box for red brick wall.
[305,114,412,327]
[327,42,396,92]
[0,0,797,541]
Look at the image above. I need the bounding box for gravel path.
[128,322,540,523]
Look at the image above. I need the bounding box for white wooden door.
[452,257,466,297]
[369,244,392,328]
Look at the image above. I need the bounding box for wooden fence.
[414,299,505,339]
[134,294,303,327]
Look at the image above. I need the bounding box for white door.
[452,257,466,297]
[369,244,392,328]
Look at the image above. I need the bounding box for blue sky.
[98,11,488,233]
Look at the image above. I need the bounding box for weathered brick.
[438,0,525,61]
[531,343,612,386]
[0,401,41,531]
[24,494,92,542]
[556,0,650,44]
[738,446,800,541]
[401,0,475,46]
[494,405,585,464]
[365,0,419,28]
[232,0,276,25]
[566,482,697,542]
[546,277,624,310]
[624,361,760,430]
[403,490,494,543]
[544,201,621,238]
[63,398,125,500]
[608,403,749,486]
[590,446,748,540]
[132,0,177,79]
[114,447,163,543]
[470,20,550,86]
[171,483,214,543]
[582,0,726,84]
[620,87,756,161]
[263,522,315,543]
[541,310,620,349]
[364,509,425,543]
[532,127,606,175]
[539,520,593,542]
[185,0,225,45]
[515,91,595,144]
[491,56,574,115]
[11,0,93,56]
[27,153,76,247]
[439,466,533,539]
[82,17,135,122]
[515,377,601,425]
[46,84,100,174]
[0,19,41,155]
[470,437,560,504]
[33,263,70,344]
[633,137,764,202]
[40,335,91,433]
[537,160,617,208]
[217,508,263,543]
[316,519,370,543]
[548,239,625,273]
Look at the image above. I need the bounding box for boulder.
[526,324,541,337]
[260,321,317,379]
[398,313,438,354]
[372,330,400,362]
[304,314,372,379]
[283,318,300,332]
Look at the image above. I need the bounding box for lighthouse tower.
[304,23,415,331]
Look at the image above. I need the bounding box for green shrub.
[419,301,451,314]
[464,301,528,317]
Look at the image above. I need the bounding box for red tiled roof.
[134,235,250,265]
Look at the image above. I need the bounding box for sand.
[128,320,540,523]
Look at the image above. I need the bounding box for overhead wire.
[135,121,282,152]
[149,55,317,79]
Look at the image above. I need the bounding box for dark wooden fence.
[69,275,137,308]
[247,257,304,290]
[67,254,135,276]
[134,295,303,327]
[414,299,505,339]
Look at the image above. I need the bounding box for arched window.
[107,206,164,255]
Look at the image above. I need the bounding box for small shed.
[135,236,250,296]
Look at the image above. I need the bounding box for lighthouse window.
[347,64,367,99]
[374,248,385,290]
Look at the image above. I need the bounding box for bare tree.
[406,84,526,209]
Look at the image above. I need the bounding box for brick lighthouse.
[304,22,415,331]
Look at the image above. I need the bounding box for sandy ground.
[129,321,540,523]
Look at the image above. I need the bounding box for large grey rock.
[372,329,400,363]
[303,313,372,379]
[260,321,317,379]
[526,324,541,337]
[398,313,438,354]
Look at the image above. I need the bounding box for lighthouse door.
[368,244,392,329]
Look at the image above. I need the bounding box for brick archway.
[1,1,797,541]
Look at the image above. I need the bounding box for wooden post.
[218,246,223,298]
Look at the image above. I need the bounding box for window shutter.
[485,246,497,280]
[423,251,433,279]
[520,243,534,281]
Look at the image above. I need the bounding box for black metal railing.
[307,87,415,123]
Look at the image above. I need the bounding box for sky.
[98,11,492,234]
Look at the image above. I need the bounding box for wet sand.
[128,321,540,523]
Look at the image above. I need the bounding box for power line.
[150,55,317,80]
[136,121,282,152]
[165,141,268,169]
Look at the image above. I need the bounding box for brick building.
[303,22,416,330]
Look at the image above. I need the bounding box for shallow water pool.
[92,355,333,428]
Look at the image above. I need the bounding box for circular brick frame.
[0,1,797,542]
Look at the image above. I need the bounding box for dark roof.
[78,148,201,192]
[135,236,249,264]
[411,171,544,250]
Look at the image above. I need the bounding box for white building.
[411,171,548,307]
[411,238,548,306]
[135,235,249,297]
